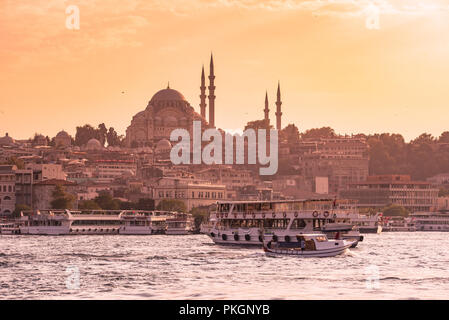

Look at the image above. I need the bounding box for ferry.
[165,212,194,235]
[200,199,364,247]
[119,210,169,235]
[411,212,449,232]
[263,234,352,258]
[382,216,416,232]
[18,210,175,235]
[0,222,21,235]
[349,213,383,234]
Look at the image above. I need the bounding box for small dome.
[86,138,103,151]
[56,130,70,138]
[155,139,172,153]
[0,133,15,146]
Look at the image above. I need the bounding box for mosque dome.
[85,138,103,151]
[155,139,172,153]
[0,133,15,146]
[150,88,186,104]
[56,130,70,138]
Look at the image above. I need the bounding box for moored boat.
[263,234,352,257]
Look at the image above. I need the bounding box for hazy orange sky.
[1,0,449,141]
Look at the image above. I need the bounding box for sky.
[1,0,449,142]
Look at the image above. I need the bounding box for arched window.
[4,196,11,201]
[8,186,12,192]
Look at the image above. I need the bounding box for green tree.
[135,198,155,210]
[12,204,32,217]
[156,199,187,212]
[382,204,409,217]
[50,184,75,209]
[244,119,272,131]
[94,192,120,210]
[1,157,25,169]
[78,200,101,210]
[106,127,123,147]
[189,206,210,230]
[281,123,300,143]
[301,127,336,139]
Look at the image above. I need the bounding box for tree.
[94,191,120,210]
[50,184,75,209]
[301,127,336,139]
[13,204,32,217]
[74,124,97,146]
[156,199,187,212]
[78,200,101,210]
[135,198,155,210]
[439,131,449,143]
[190,206,210,230]
[281,123,300,143]
[97,123,108,146]
[106,127,123,147]
[1,157,24,169]
[244,119,272,131]
[382,204,409,217]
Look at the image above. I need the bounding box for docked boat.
[382,216,416,232]
[200,198,364,247]
[350,213,382,234]
[18,209,174,235]
[119,210,168,235]
[165,212,194,235]
[411,212,449,231]
[263,234,352,257]
[0,222,21,235]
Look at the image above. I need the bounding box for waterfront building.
[0,165,17,216]
[32,179,77,211]
[152,177,225,211]
[26,163,67,181]
[340,175,439,213]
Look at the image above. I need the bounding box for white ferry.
[382,216,416,232]
[18,210,172,235]
[200,199,364,247]
[165,212,194,235]
[263,234,352,258]
[411,212,449,231]
[119,210,169,235]
[0,222,21,235]
[349,213,383,234]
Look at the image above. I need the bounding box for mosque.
[124,54,283,150]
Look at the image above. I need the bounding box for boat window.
[291,219,306,229]
[315,236,327,242]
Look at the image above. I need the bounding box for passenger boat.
[263,234,352,257]
[18,210,174,235]
[382,216,416,232]
[0,222,21,235]
[165,212,194,235]
[119,210,168,235]
[200,199,364,247]
[350,213,383,234]
[411,212,449,231]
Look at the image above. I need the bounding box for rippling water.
[1,232,449,299]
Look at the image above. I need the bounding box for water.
[1,232,449,299]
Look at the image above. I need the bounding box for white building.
[152,177,226,211]
[26,163,66,181]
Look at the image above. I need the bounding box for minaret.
[208,53,216,128]
[264,91,270,125]
[200,65,207,119]
[275,82,282,130]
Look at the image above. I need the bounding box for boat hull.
[264,242,352,258]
